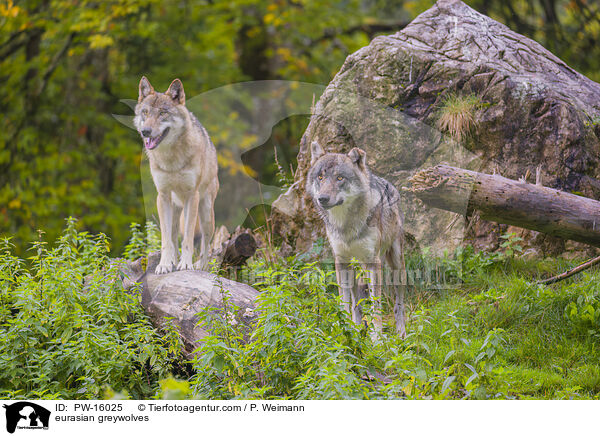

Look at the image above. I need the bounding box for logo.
[2,402,50,434]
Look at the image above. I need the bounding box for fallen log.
[219,232,257,268]
[406,164,600,247]
[208,226,258,269]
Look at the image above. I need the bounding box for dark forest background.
[1,0,599,255]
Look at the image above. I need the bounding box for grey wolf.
[134,77,219,274]
[307,141,407,337]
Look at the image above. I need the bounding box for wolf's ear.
[138,76,154,102]
[166,78,185,105]
[310,141,325,164]
[347,147,367,169]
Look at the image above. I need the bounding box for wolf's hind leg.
[177,190,200,271]
[387,237,407,338]
[195,193,215,270]
[353,277,368,326]
[365,258,383,335]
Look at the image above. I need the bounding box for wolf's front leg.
[156,192,177,274]
[178,190,200,271]
[335,258,355,321]
[365,258,384,335]
[353,277,369,326]
[195,193,215,271]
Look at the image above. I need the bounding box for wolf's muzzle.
[318,195,330,206]
[318,196,344,209]
[143,127,170,150]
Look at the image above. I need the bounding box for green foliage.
[0,218,180,399]
[564,285,600,339]
[499,232,524,257]
[178,244,600,400]
[435,232,524,283]
[156,376,191,400]
[123,221,161,261]
[2,220,600,399]
[189,261,371,399]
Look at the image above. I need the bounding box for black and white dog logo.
[2,402,50,433]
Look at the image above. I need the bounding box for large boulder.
[272,0,600,257]
[120,252,259,357]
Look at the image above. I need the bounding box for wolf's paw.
[155,263,174,274]
[177,259,195,271]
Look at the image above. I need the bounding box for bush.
[0,218,180,399]
[189,260,374,399]
[2,221,599,400]
[123,221,161,261]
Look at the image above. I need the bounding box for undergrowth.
[0,218,180,399]
[182,232,600,399]
[2,221,599,400]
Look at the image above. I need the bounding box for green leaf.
[464,363,477,374]
[214,355,225,373]
[441,376,456,393]
[61,327,73,344]
[465,373,478,388]
[443,350,456,364]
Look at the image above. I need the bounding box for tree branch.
[0,29,30,62]
[538,255,600,285]
[36,32,76,98]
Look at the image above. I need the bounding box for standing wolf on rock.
[307,141,408,337]
[134,77,219,274]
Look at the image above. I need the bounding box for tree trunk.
[220,232,258,268]
[406,164,600,247]
[209,226,258,269]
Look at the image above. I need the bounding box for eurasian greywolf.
[307,141,407,337]
[134,77,218,274]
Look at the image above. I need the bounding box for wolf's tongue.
[145,137,158,150]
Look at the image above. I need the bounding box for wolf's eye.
[318,175,323,180]
[160,110,168,116]
[142,109,148,116]
[337,176,343,181]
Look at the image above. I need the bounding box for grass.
[436,93,484,142]
[395,256,600,399]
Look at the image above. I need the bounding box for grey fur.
[307,142,408,337]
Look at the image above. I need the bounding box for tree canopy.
[1,0,599,254]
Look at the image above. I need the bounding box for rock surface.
[272,0,600,257]
[121,252,259,357]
